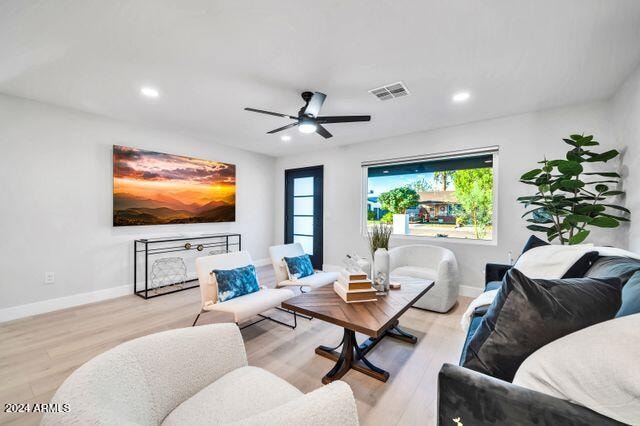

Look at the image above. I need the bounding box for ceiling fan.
[244,91,371,139]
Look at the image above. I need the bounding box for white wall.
[611,63,640,252]
[274,102,626,293]
[0,94,275,314]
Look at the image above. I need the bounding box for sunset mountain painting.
[113,145,236,226]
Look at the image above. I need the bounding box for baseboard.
[0,257,275,324]
[458,285,483,298]
[0,284,131,324]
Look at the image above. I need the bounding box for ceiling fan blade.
[316,115,371,123]
[303,92,326,118]
[315,124,333,139]
[267,122,299,134]
[244,107,296,119]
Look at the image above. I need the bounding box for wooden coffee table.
[282,278,433,384]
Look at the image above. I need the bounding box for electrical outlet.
[44,272,55,284]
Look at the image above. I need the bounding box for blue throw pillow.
[213,264,260,302]
[617,271,640,317]
[283,254,314,280]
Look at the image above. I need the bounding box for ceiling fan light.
[298,118,317,134]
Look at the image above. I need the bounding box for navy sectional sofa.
[439,256,640,426]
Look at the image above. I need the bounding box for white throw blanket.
[512,244,594,279]
[460,289,498,331]
[459,245,640,331]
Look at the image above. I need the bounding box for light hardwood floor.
[0,267,471,426]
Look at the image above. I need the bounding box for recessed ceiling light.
[140,86,160,98]
[281,135,291,141]
[452,91,471,103]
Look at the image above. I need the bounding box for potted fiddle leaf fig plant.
[518,134,629,245]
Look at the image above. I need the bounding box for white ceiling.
[2,0,640,156]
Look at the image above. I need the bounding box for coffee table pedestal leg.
[315,328,390,384]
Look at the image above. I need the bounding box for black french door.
[284,166,324,269]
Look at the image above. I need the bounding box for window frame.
[361,147,499,246]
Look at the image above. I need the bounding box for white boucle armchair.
[388,244,460,312]
[269,243,339,292]
[42,324,359,426]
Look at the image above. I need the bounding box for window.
[363,148,498,241]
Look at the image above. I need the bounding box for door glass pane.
[294,177,314,196]
[294,235,314,255]
[294,197,313,215]
[293,216,313,236]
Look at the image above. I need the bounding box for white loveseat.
[388,244,460,312]
[42,324,359,425]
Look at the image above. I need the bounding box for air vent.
[369,81,410,101]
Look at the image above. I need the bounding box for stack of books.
[333,271,377,303]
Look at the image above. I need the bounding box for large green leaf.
[595,184,609,193]
[603,190,624,196]
[586,150,619,163]
[603,204,630,213]
[558,160,583,175]
[583,172,621,178]
[517,195,544,202]
[600,213,630,222]
[585,180,619,185]
[526,224,555,233]
[527,217,553,224]
[569,230,590,245]
[566,151,584,163]
[563,138,579,147]
[565,214,592,224]
[559,179,585,190]
[520,169,542,180]
[590,216,619,228]
[570,134,584,141]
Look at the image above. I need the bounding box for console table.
[133,233,241,299]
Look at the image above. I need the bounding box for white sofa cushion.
[205,288,295,323]
[513,313,640,425]
[391,266,438,281]
[162,366,302,425]
[278,271,339,288]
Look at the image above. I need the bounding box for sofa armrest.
[485,263,511,285]
[437,364,623,426]
[234,381,359,426]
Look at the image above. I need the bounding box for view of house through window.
[365,153,495,240]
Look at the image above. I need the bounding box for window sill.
[387,233,498,246]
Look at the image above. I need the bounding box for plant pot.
[393,214,409,235]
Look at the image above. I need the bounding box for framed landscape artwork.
[113,145,236,226]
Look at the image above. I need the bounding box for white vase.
[373,248,390,294]
[393,213,409,235]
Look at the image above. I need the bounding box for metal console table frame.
[134,233,241,299]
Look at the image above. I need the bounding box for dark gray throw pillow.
[521,235,549,253]
[463,269,622,382]
[562,251,600,278]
